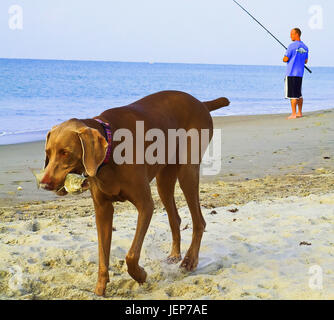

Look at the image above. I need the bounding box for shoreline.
[0,107,333,147]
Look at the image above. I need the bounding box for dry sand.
[0,109,333,300]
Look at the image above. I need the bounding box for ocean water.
[0,58,333,145]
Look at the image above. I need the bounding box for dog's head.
[40,119,108,195]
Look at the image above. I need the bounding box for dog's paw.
[94,284,106,297]
[166,254,182,264]
[94,275,109,296]
[128,266,147,284]
[180,255,198,271]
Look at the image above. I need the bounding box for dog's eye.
[60,150,69,157]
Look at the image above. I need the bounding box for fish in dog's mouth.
[62,173,89,194]
[31,169,89,195]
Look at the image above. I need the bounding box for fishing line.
[232,0,312,73]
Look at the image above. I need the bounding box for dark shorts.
[285,76,303,99]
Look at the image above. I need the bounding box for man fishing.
[232,1,312,119]
[283,28,309,119]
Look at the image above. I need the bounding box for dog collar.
[94,118,112,164]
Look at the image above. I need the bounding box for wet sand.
[0,109,333,299]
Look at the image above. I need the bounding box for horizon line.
[0,57,331,69]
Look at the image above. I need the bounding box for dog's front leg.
[91,188,114,296]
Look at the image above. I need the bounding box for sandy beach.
[0,109,333,300]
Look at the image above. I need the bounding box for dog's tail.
[203,97,230,112]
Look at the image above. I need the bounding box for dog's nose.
[40,183,55,191]
[40,174,55,190]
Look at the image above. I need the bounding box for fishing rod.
[232,0,312,73]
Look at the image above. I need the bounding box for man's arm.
[284,44,293,63]
[305,58,308,64]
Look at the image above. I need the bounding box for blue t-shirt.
[285,41,309,77]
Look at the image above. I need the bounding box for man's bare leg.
[296,97,303,117]
[287,99,297,119]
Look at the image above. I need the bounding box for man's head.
[290,28,302,41]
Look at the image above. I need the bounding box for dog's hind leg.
[156,165,182,264]
[177,164,206,271]
[125,180,154,283]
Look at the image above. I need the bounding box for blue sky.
[0,0,333,66]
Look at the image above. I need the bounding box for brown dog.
[40,90,229,296]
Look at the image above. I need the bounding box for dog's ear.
[44,131,51,169]
[77,127,108,177]
[44,125,59,169]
